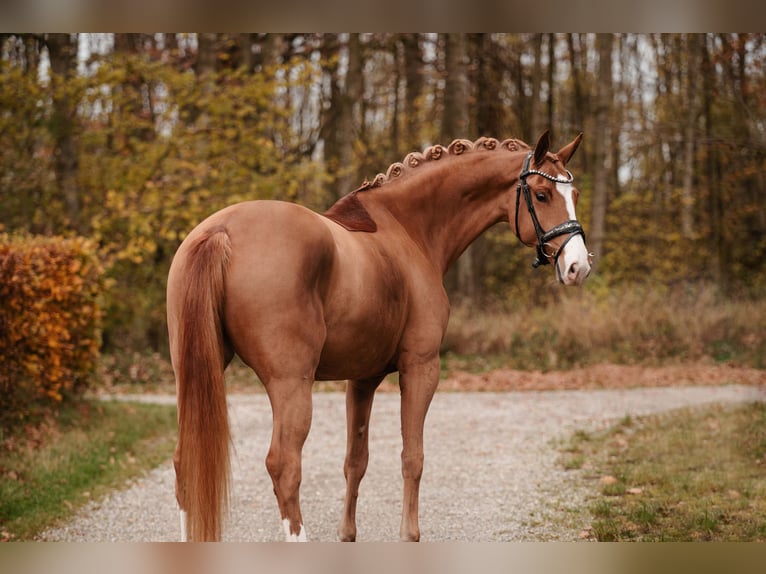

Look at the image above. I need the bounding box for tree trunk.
[24,34,42,76]
[391,39,402,157]
[320,33,341,200]
[46,33,80,232]
[237,33,255,72]
[700,35,723,284]
[546,33,555,139]
[472,33,503,136]
[681,34,701,238]
[401,33,424,154]
[590,33,614,270]
[319,34,364,203]
[336,33,363,198]
[530,33,544,138]
[113,34,156,144]
[196,33,218,77]
[566,33,588,172]
[441,33,476,299]
[260,33,284,70]
[441,34,470,141]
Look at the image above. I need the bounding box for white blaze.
[555,182,591,285]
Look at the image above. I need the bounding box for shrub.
[442,283,766,370]
[0,235,104,432]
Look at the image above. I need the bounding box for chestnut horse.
[167,131,591,542]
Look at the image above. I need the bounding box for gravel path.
[40,384,765,542]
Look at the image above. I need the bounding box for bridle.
[514,151,587,269]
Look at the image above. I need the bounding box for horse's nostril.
[568,262,578,277]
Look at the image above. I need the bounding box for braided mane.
[358,137,530,190]
[325,136,530,232]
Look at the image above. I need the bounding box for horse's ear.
[533,130,550,166]
[556,132,584,166]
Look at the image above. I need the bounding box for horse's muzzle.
[556,234,592,286]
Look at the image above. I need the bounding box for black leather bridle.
[514,151,587,269]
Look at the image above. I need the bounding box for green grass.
[561,402,766,541]
[0,399,177,541]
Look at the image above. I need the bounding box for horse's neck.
[371,153,516,275]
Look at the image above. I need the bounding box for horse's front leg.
[398,354,441,542]
[338,376,384,541]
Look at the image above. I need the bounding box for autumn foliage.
[1,34,765,358]
[0,235,104,431]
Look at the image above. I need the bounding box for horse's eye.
[535,192,547,203]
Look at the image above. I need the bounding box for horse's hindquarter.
[198,201,334,380]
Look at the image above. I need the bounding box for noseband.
[514,151,587,269]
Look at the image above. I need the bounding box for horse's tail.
[172,225,232,542]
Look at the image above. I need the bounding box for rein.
[514,151,587,269]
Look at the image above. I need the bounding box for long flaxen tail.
[172,225,232,542]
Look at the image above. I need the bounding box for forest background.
[1,33,764,363]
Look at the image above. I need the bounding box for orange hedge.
[0,235,104,431]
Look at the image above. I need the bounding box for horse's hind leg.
[263,376,314,542]
[338,376,384,542]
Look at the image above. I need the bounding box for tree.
[320,34,364,202]
[566,33,589,173]
[472,33,507,136]
[45,33,80,231]
[401,34,425,154]
[441,33,475,299]
[441,34,470,141]
[680,35,702,238]
[589,33,614,270]
[2,33,766,353]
